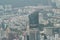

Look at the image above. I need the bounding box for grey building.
[29,28,40,40]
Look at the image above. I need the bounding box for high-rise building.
[52,0,60,8]
[29,11,39,28]
[29,28,40,40]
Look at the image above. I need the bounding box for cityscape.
[0,0,60,40]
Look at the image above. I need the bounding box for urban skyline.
[0,0,60,40]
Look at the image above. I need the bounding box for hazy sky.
[0,0,50,7]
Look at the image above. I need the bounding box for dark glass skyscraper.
[29,11,39,28]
